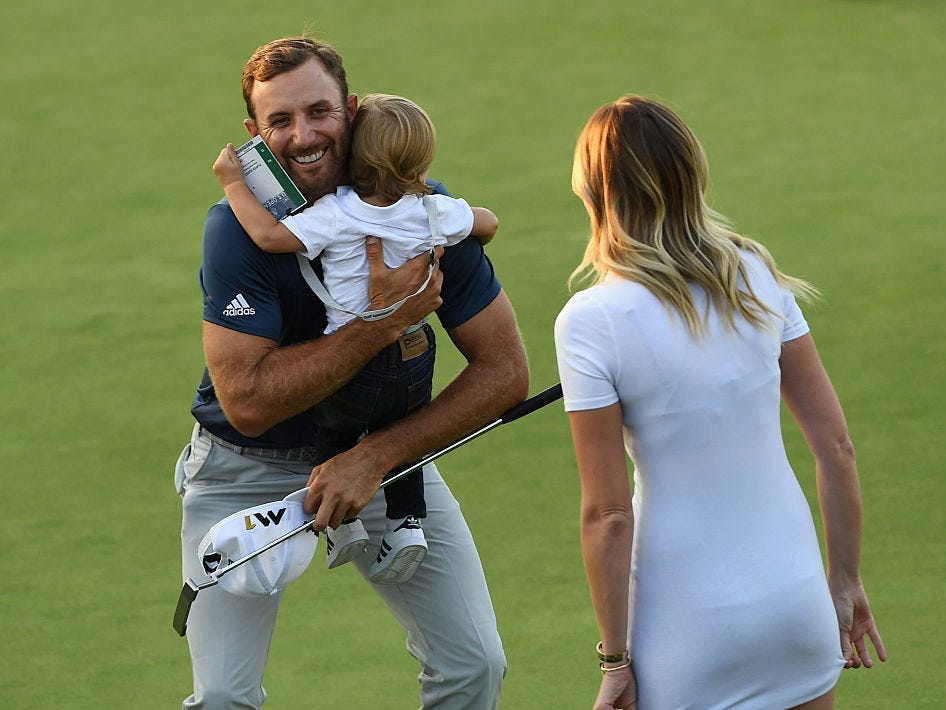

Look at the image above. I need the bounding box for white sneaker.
[369,516,428,584]
[325,519,369,569]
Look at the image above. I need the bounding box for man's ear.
[347,94,358,123]
[244,118,260,137]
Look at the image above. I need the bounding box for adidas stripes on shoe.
[325,518,369,569]
[369,516,428,584]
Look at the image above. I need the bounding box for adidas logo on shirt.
[223,293,256,317]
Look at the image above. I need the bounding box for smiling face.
[244,58,358,203]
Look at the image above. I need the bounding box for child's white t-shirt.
[281,186,475,333]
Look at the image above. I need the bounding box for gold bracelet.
[596,642,629,663]
[600,660,632,673]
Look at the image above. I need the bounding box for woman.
[554,95,885,709]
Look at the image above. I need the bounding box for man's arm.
[206,239,444,437]
[303,289,530,528]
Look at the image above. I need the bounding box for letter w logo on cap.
[244,507,287,530]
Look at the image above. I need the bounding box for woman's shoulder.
[737,247,790,297]
[738,246,765,267]
[559,277,645,323]
[571,275,653,307]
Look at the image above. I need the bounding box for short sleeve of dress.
[554,291,621,412]
[741,249,810,344]
[780,288,810,343]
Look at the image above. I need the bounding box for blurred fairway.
[1,1,943,707]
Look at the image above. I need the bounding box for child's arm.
[469,207,499,246]
[212,143,304,253]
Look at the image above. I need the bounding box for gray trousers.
[175,424,506,709]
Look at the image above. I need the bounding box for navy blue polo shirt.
[191,181,501,448]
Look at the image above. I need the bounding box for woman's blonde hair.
[570,95,817,335]
[350,94,436,203]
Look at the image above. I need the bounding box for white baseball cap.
[197,488,317,597]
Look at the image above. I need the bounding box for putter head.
[172,579,200,637]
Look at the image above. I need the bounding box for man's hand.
[366,237,444,330]
[303,444,391,529]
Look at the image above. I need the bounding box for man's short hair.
[242,37,349,119]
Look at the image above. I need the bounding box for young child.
[213,93,499,584]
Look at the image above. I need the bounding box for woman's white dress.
[555,252,844,709]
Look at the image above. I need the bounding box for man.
[175,37,529,708]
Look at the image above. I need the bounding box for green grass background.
[2,0,943,707]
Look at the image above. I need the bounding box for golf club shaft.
[380,382,563,489]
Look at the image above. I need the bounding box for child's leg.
[382,469,427,520]
[376,327,436,523]
[372,468,429,584]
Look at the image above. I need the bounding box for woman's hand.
[594,664,637,709]
[831,577,887,669]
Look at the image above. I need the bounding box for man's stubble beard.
[293,114,353,205]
